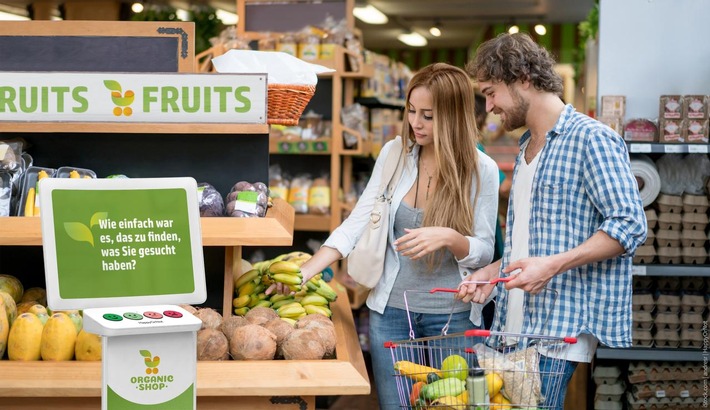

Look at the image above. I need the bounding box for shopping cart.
[383,278,578,409]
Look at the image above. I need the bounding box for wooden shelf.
[0,281,370,400]
[0,122,269,135]
[0,198,295,247]
[294,214,331,232]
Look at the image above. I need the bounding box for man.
[459,33,647,409]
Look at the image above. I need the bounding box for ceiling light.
[176,8,189,21]
[429,26,441,37]
[534,24,547,35]
[131,2,144,13]
[216,9,238,25]
[508,25,519,34]
[353,4,388,25]
[397,31,427,47]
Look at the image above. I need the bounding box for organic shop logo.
[103,80,135,117]
[130,349,174,391]
[141,349,161,374]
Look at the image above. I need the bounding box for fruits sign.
[0,72,266,123]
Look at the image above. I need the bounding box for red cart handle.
[429,277,513,294]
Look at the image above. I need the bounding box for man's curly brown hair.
[466,33,563,96]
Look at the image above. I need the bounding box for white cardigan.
[323,136,500,325]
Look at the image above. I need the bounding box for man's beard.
[501,87,528,131]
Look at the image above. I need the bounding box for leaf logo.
[63,211,107,247]
[103,80,135,117]
[140,349,161,374]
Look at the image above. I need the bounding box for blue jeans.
[369,306,482,410]
[539,354,578,410]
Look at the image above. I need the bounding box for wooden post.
[31,0,55,20]
[62,0,121,20]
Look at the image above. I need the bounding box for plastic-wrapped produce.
[198,182,225,217]
[226,180,269,217]
[0,172,11,216]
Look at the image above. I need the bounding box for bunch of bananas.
[232,251,338,320]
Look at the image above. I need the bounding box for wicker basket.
[268,83,315,126]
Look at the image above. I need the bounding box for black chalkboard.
[0,21,194,72]
[0,36,180,72]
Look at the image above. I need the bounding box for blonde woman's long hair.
[401,63,481,267]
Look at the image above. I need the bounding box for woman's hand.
[265,263,319,296]
[394,227,454,260]
[456,260,501,304]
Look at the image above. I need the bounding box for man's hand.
[502,256,560,294]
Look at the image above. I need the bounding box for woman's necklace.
[414,153,433,207]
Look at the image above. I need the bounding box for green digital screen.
[51,188,195,299]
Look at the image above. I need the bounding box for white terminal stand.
[39,177,207,410]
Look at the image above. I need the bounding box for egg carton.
[633,245,657,264]
[642,228,656,247]
[656,194,683,214]
[681,212,708,231]
[682,194,709,214]
[679,329,704,348]
[681,247,707,265]
[595,381,626,401]
[629,362,701,384]
[656,247,681,264]
[655,229,681,248]
[634,276,656,291]
[680,277,705,292]
[654,312,680,330]
[653,329,680,347]
[633,292,655,312]
[657,212,682,231]
[594,365,623,385]
[655,292,681,313]
[632,329,654,347]
[656,277,681,291]
[680,312,704,330]
[633,311,655,331]
[680,229,707,248]
[645,208,658,230]
[680,293,706,313]
[594,400,622,410]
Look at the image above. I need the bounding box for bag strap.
[379,136,405,199]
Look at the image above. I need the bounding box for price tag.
[632,265,647,276]
[680,390,690,398]
[663,145,683,153]
[655,390,666,398]
[311,141,329,152]
[629,144,652,153]
[688,145,709,153]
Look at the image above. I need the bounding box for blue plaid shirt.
[491,105,647,348]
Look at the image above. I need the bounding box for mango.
[20,287,46,306]
[75,329,102,361]
[487,372,504,398]
[0,291,17,325]
[8,313,44,360]
[40,313,77,361]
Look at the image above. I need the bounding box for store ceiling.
[0,0,594,49]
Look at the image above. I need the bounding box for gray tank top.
[387,202,470,314]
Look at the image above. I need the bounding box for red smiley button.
[144,311,163,319]
[163,310,182,318]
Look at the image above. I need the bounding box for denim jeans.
[539,354,578,410]
[369,306,482,410]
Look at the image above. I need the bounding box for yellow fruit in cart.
[75,329,102,361]
[490,392,512,409]
[454,389,468,403]
[40,312,77,361]
[430,395,465,409]
[441,354,468,381]
[8,313,44,360]
[486,372,504,398]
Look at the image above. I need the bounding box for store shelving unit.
[0,19,369,409]
[596,347,703,362]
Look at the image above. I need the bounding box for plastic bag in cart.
[473,342,542,407]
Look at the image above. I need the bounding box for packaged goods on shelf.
[659,95,684,119]
[659,118,684,142]
[683,95,708,119]
[601,95,626,117]
[624,118,658,142]
[683,118,709,143]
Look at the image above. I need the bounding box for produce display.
[225,180,269,218]
[0,274,102,362]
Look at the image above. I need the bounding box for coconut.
[281,328,326,360]
[194,307,223,330]
[178,304,198,315]
[295,313,332,329]
[264,318,295,358]
[221,315,249,342]
[229,324,276,360]
[245,306,280,326]
[196,328,230,361]
[297,319,336,356]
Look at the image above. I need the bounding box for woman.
[272,63,499,409]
